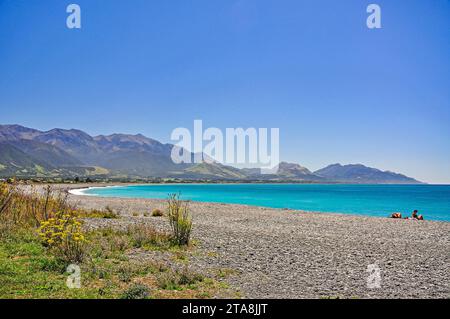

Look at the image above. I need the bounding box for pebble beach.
[51,184,450,298]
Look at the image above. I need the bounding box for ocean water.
[80,184,450,222]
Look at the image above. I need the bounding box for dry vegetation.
[0,183,227,299]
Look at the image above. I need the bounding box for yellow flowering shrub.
[38,211,86,263]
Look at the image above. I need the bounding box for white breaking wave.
[69,185,124,196]
[68,188,90,196]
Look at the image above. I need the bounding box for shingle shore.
[35,184,450,298]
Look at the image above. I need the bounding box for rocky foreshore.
[44,184,450,298]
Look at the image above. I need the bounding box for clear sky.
[0,0,449,183]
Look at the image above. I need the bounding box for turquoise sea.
[81,184,450,222]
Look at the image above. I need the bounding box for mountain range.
[0,124,422,184]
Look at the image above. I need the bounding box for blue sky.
[0,0,449,183]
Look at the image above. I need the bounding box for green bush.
[120,284,150,299]
[117,266,133,283]
[167,194,192,246]
[157,268,203,290]
[151,209,163,217]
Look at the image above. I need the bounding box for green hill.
[0,143,53,176]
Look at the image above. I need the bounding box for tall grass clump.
[167,193,192,246]
[0,183,75,232]
[0,182,14,214]
[0,182,17,236]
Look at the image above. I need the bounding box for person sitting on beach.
[413,210,425,220]
[391,212,402,219]
[405,210,424,220]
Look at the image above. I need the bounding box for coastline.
[68,185,126,196]
[67,184,450,223]
[49,184,450,298]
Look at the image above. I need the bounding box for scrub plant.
[38,211,86,263]
[151,208,164,217]
[167,194,192,246]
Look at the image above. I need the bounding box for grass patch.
[0,231,100,298]
[0,227,226,299]
[156,268,204,290]
[120,284,150,299]
[151,209,164,217]
[127,224,173,251]
[79,206,119,219]
[216,268,238,279]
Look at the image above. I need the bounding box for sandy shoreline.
[42,184,450,298]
